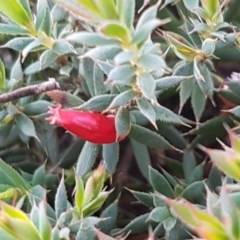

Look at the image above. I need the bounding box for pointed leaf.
[76,142,100,177]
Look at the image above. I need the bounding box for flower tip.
[45,116,56,124]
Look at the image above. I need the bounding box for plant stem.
[0,78,60,103]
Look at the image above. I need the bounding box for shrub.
[0,0,240,239]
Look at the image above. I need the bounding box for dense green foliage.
[0,0,240,239]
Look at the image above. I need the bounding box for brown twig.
[0,78,60,104]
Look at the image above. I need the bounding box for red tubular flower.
[46,106,126,144]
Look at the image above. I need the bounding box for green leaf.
[94,0,118,19]
[79,94,116,111]
[228,106,240,118]
[183,150,196,184]
[137,97,156,128]
[106,90,136,110]
[156,123,187,150]
[0,0,34,29]
[40,50,58,70]
[153,105,183,125]
[0,58,5,89]
[117,0,135,29]
[99,22,129,42]
[41,2,51,36]
[2,37,33,51]
[108,64,136,82]
[194,61,213,99]
[98,200,118,234]
[149,207,169,222]
[181,181,205,204]
[10,57,23,81]
[0,158,30,190]
[137,54,166,71]
[136,3,159,29]
[119,213,150,234]
[85,46,121,60]
[0,24,29,35]
[55,176,67,218]
[23,100,52,116]
[155,76,188,91]
[67,31,119,46]
[131,190,154,208]
[36,0,47,32]
[137,72,156,102]
[56,0,101,22]
[39,201,52,240]
[132,19,166,45]
[149,167,174,198]
[183,0,199,11]
[75,175,85,212]
[14,113,36,138]
[76,142,100,177]
[19,0,32,19]
[53,41,76,55]
[82,191,111,217]
[82,57,105,97]
[115,107,131,140]
[114,50,135,65]
[202,38,215,56]
[129,125,173,150]
[102,143,119,174]
[32,164,46,186]
[191,82,206,122]
[207,166,222,191]
[22,38,44,60]
[131,139,151,181]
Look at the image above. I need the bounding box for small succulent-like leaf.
[108,64,136,82]
[56,0,102,22]
[205,148,240,182]
[0,1,34,31]
[114,50,136,65]
[137,72,156,102]
[75,175,85,212]
[202,38,216,56]
[76,142,100,177]
[79,94,116,111]
[137,53,166,71]
[117,0,135,29]
[137,97,157,128]
[131,139,151,180]
[0,158,30,190]
[40,49,58,70]
[55,176,67,218]
[131,190,154,208]
[0,58,5,89]
[191,82,206,122]
[14,113,37,138]
[115,107,131,141]
[149,207,169,222]
[98,200,118,234]
[67,32,119,46]
[149,167,175,198]
[99,22,129,42]
[133,19,167,46]
[102,143,119,174]
[106,90,136,110]
[0,24,29,35]
[129,125,173,150]
[38,201,52,240]
[85,46,121,60]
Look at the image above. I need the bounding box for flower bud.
[46,106,127,144]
